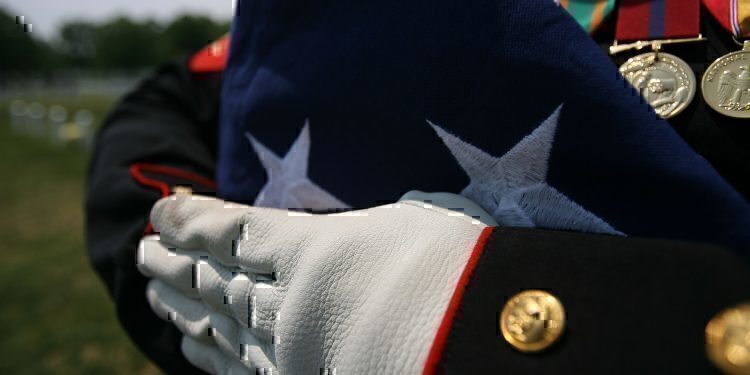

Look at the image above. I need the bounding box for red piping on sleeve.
[129,162,218,234]
[189,34,230,74]
[422,226,495,375]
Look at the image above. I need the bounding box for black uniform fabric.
[436,227,750,374]
[596,6,750,201]
[85,55,221,374]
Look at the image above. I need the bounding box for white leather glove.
[137,191,494,374]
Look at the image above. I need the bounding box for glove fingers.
[138,235,261,324]
[234,208,318,275]
[195,258,255,326]
[150,194,302,273]
[137,235,203,299]
[194,263,281,343]
[213,314,278,370]
[180,336,233,375]
[146,279,213,340]
[155,250,279,334]
[150,194,250,263]
[147,279,277,362]
[181,336,273,375]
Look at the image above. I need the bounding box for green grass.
[0,95,161,374]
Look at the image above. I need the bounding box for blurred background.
[0,0,232,373]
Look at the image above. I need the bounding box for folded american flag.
[217,0,750,254]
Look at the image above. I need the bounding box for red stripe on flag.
[616,0,652,42]
[664,0,700,39]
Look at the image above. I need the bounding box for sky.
[1,0,235,40]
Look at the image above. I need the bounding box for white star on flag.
[246,120,350,210]
[428,105,623,235]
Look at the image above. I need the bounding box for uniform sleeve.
[429,227,750,374]
[85,56,222,374]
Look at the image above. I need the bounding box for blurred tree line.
[0,6,230,72]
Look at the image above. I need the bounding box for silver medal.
[619,52,696,119]
[702,41,750,119]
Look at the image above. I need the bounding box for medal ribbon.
[704,0,750,37]
[559,0,616,34]
[615,0,701,42]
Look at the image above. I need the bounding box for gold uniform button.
[500,290,565,352]
[707,303,750,375]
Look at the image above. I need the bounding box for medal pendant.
[702,41,750,119]
[619,52,697,119]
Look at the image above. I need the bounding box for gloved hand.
[137,191,494,374]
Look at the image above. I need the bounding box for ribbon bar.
[616,0,701,42]
[704,0,750,37]
[559,0,616,34]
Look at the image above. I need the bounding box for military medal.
[618,51,697,119]
[610,0,705,119]
[702,0,750,119]
[702,41,750,118]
